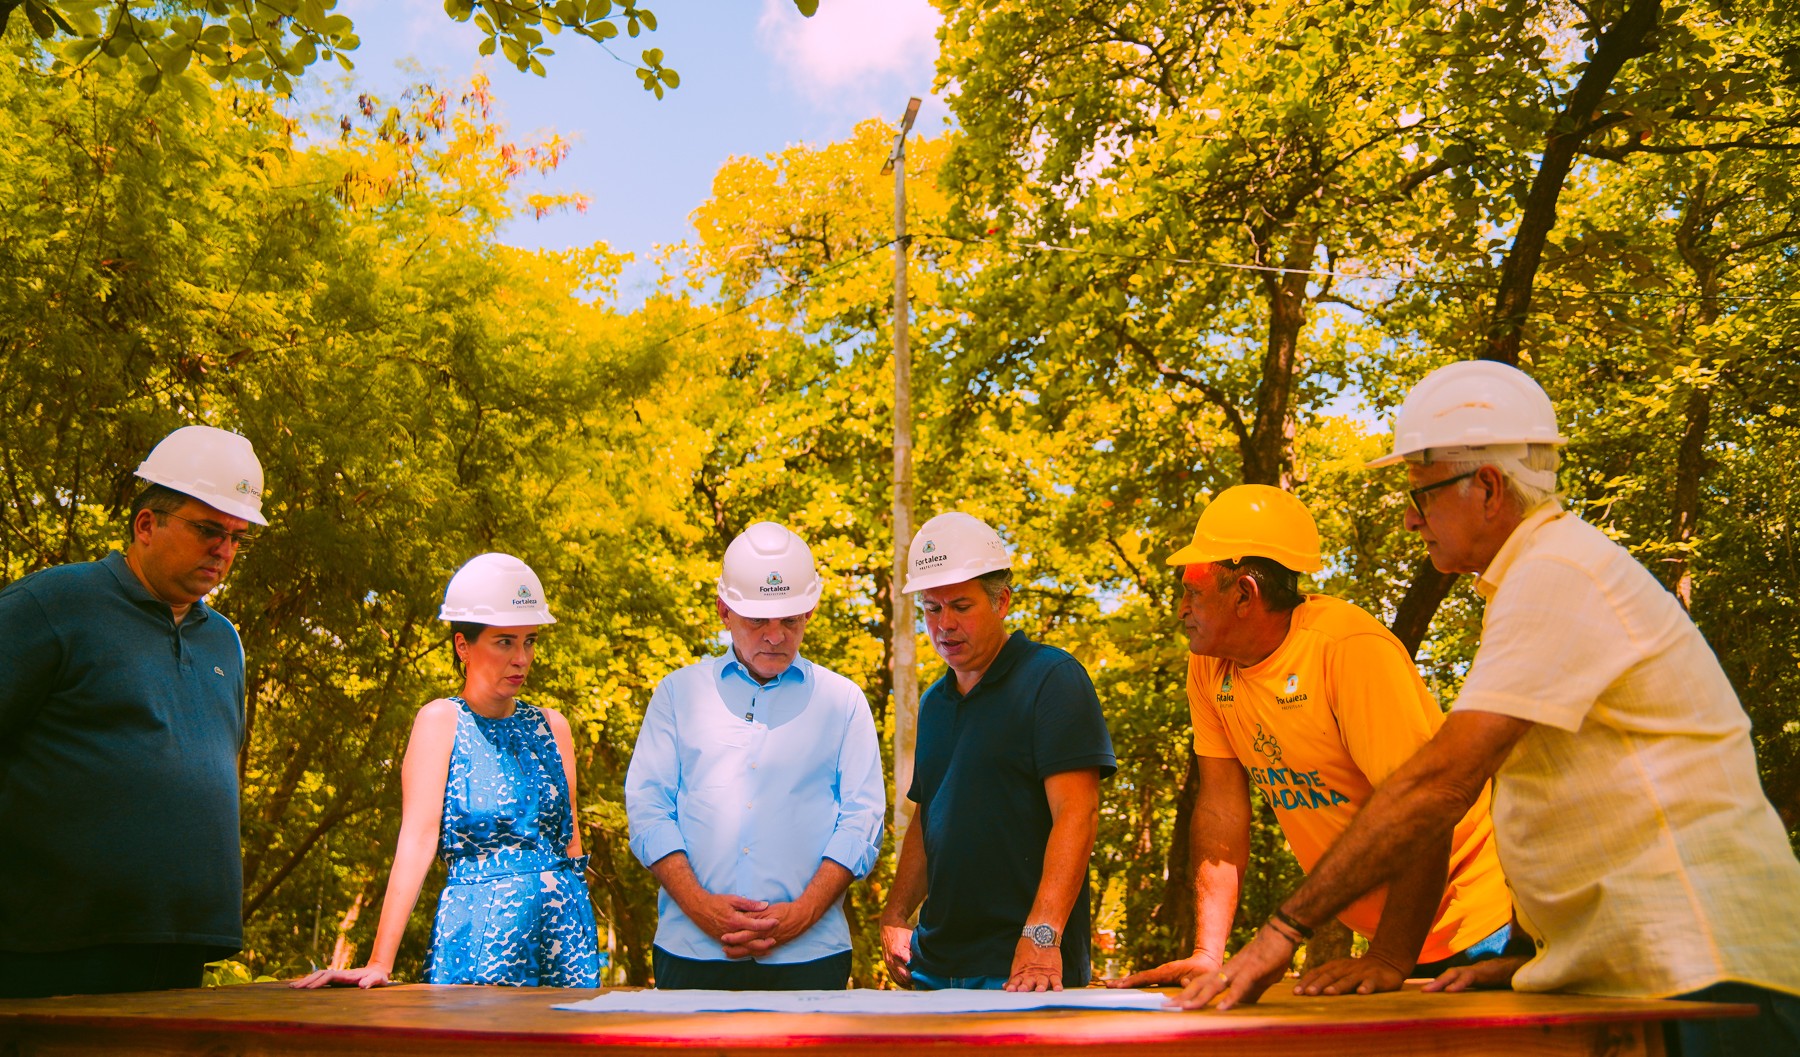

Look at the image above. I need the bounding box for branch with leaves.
[2,0,817,97]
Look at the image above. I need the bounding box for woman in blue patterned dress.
[292,553,600,988]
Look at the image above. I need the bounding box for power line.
[644,226,1800,352]
[917,231,1800,305]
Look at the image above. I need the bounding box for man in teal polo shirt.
[880,512,1116,991]
[0,426,269,998]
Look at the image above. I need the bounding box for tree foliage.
[0,0,817,98]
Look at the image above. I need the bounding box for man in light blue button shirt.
[626,522,885,990]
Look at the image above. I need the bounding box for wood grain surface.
[0,982,1753,1057]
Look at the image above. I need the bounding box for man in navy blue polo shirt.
[879,512,1115,991]
[0,426,268,998]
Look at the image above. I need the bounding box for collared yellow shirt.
[1188,595,1512,964]
[1455,502,1800,997]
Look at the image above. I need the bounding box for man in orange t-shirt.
[1111,486,1516,997]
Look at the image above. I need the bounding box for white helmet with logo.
[135,425,268,526]
[439,552,557,626]
[1368,360,1568,472]
[718,522,822,619]
[904,512,1012,594]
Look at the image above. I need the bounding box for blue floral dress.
[424,698,600,986]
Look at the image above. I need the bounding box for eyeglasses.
[158,511,259,551]
[1407,470,1479,520]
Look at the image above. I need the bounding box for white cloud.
[757,0,944,120]
[338,0,484,73]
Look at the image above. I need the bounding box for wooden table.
[0,982,1752,1057]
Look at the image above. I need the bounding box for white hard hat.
[718,522,822,619]
[440,553,557,626]
[903,512,1012,594]
[1367,360,1568,468]
[135,425,268,526]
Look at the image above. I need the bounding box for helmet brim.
[1165,538,1322,574]
[137,475,270,526]
[719,587,821,620]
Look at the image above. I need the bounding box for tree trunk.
[1392,0,1663,654]
[1664,385,1712,609]
[1483,0,1663,365]
[1243,229,1319,488]
[1663,172,1722,609]
[586,818,651,985]
[1304,918,1354,970]
[1390,564,1458,657]
[1151,750,1204,960]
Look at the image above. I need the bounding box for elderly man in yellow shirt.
[1108,485,1517,997]
[1180,362,1800,1057]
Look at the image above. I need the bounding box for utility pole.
[882,96,922,837]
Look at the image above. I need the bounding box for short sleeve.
[0,582,62,743]
[1453,556,1642,732]
[1032,657,1116,780]
[1324,631,1440,786]
[1185,654,1237,760]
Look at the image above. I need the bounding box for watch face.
[1026,924,1057,947]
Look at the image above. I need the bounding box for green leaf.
[643,46,662,64]
[44,1,78,34]
[658,67,678,88]
[444,0,476,20]
[639,10,656,31]
[60,36,103,64]
[24,1,57,39]
[792,0,819,15]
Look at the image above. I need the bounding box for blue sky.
[329,0,947,301]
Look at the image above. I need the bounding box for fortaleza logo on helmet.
[512,584,537,607]
[760,571,790,596]
[235,478,259,496]
[915,539,948,567]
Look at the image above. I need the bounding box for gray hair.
[1425,444,1562,513]
[975,567,1014,606]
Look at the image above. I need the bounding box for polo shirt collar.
[100,551,211,626]
[947,629,1029,699]
[1474,500,1566,602]
[719,650,811,689]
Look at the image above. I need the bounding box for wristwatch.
[1021,923,1061,949]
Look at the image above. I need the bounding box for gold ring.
[1216,972,1229,984]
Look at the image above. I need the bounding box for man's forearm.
[795,860,856,921]
[881,809,929,925]
[650,851,708,915]
[1279,714,1524,931]
[1025,772,1101,932]
[1191,757,1251,961]
[1363,827,1450,970]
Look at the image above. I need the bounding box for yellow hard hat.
[1166,485,1323,574]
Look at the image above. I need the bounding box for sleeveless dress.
[424,698,600,986]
